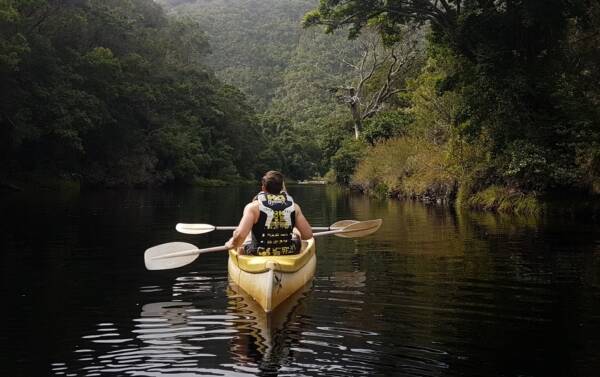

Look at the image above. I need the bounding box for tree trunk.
[350,105,362,139]
[353,121,361,139]
[349,88,362,139]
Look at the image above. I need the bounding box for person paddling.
[225,170,313,255]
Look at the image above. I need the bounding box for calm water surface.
[1,185,599,376]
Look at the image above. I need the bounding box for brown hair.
[261,170,284,194]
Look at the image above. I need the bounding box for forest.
[1,0,599,212]
[1,0,266,187]
[303,0,600,212]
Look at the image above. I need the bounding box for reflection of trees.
[346,193,466,256]
[335,188,600,376]
[457,208,540,236]
[41,185,600,377]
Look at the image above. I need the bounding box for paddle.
[175,220,358,235]
[145,219,382,271]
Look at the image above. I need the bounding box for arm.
[225,202,258,250]
[294,204,313,240]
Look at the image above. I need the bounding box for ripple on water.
[40,188,600,377]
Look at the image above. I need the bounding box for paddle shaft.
[154,231,337,260]
[147,219,381,270]
[312,229,345,237]
[175,220,361,235]
[152,229,344,261]
[193,225,331,231]
[151,245,228,260]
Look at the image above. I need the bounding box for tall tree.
[325,27,423,139]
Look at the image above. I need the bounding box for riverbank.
[0,175,258,192]
[0,174,82,192]
[0,174,313,192]
[345,133,600,216]
[350,177,600,217]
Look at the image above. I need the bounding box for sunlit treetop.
[302,0,461,40]
[303,0,590,59]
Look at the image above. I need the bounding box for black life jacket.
[251,191,297,256]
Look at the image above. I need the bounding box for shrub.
[352,136,456,202]
[362,111,413,145]
[330,139,367,184]
[465,186,541,215]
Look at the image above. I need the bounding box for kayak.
[227,238,316,312]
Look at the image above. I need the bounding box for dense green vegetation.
[2,0,598,213]
[305,0,600,213]
[1,0,266,187]
[160,0,432,181]
[159,0,368,179]
[159,0,317,112]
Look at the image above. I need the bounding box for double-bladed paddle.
[175,220,358,235]
[145,219,382,271]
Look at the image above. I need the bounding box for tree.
[0,0,265,186]
[303,0,461,40]
[305,0,599,194]
[254,115,321,180]
[325,27,423,139]
[160,0,318,111]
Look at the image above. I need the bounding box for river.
[1,185,599,376]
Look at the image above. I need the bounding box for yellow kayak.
[228,238,316,312]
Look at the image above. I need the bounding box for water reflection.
[58,274,233,376]
[56,272,314,376]
[227,281,312,374]
[56,266,395,376]
[3,186,599,377]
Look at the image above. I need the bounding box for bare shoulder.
[245,201,259,210]
[244,201,259,217]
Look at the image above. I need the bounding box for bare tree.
[328,26,423,139]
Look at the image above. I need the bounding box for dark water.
[1,185,599,377]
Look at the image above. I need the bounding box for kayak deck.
[228,238,316,312]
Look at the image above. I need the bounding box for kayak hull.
[228,238,316,312]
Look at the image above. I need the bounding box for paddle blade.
[330,220,358,229]
[145,242,200,270]
[335,219,382,238]
[176,223,216,234]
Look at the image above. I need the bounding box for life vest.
[251,191,297,256]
